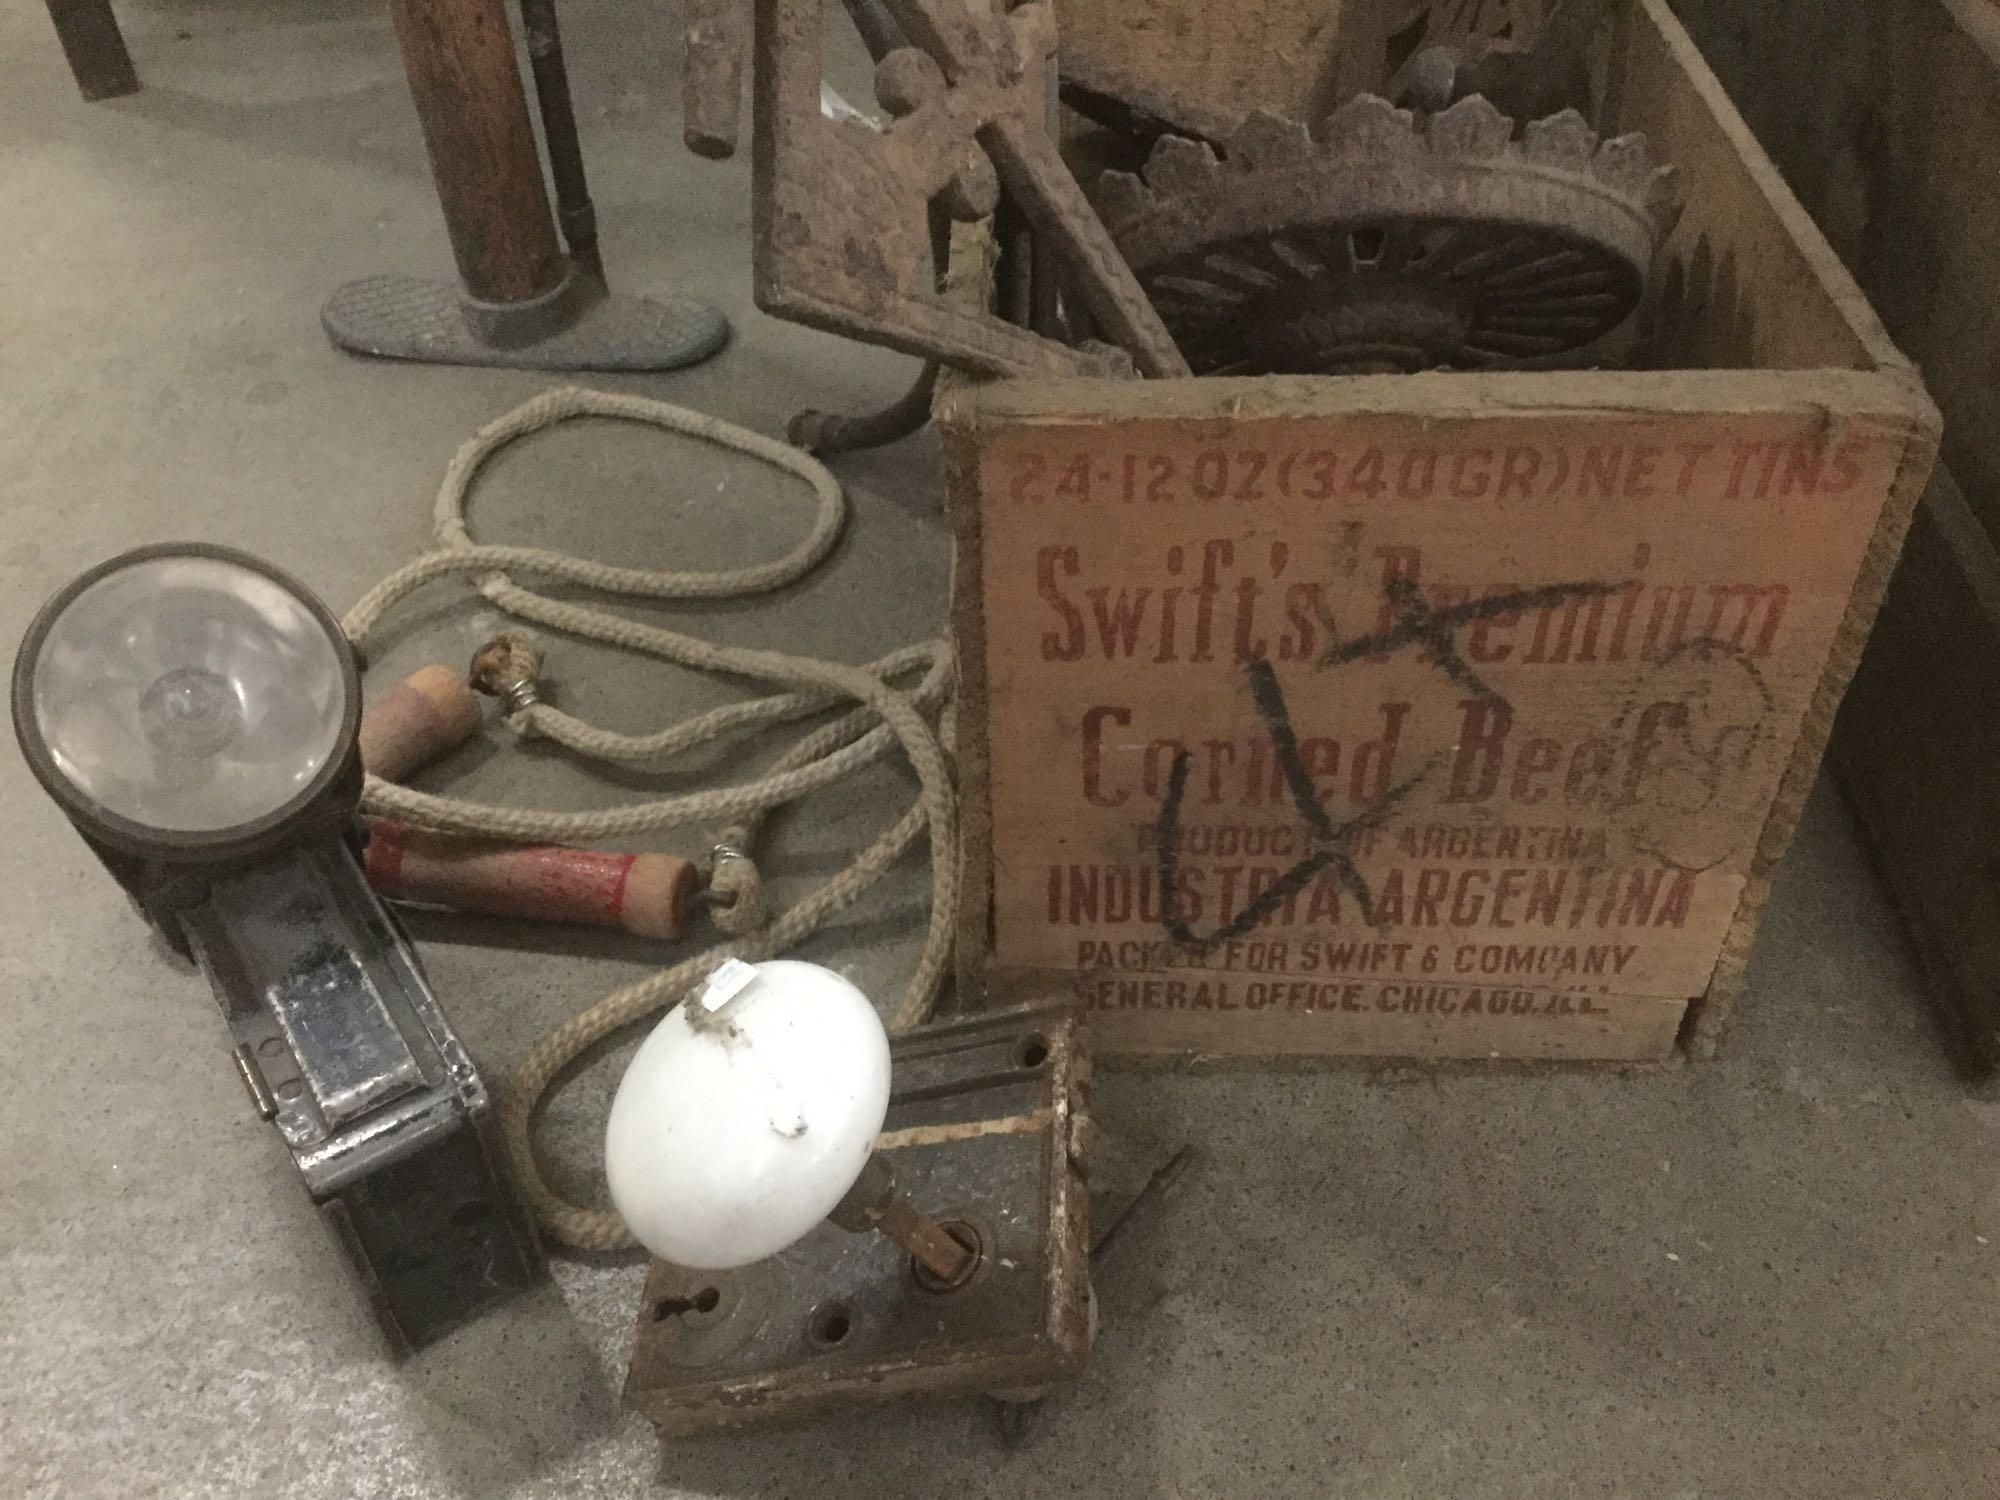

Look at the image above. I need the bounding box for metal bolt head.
[873,48,945,118]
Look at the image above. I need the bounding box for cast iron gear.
[1092,94,1680,375]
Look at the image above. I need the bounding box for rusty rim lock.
[624,1001,1094,1436]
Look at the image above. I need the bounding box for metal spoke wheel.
[1094,94,1679,376]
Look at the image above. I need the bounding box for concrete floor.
[3,3,1996,1496]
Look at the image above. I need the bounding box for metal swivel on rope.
[700,837,767,935]
[470,632,546,718]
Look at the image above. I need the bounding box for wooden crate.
[936,0,1939,1064]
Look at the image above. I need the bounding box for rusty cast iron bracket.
[749,0,1187,379]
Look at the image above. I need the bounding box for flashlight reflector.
[15,546,358,850]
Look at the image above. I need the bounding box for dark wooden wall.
[1672,0,2000,1069]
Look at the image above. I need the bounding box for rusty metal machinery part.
[778,0,946,454]
[1092,94,1678,376]
[1388,0,1546,61]
[1388,0,1600,123]
[1056,3,1564,153]
[751,0,1185,379]
[1331,0,1541,114]
[787,361,939,453]
[1058,55,1246,148]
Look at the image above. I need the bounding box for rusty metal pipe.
[517,0,603,281]
[787,363,938,454]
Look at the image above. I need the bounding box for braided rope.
[341,386,955,1252]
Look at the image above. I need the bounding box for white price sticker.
[699,957,760,1012]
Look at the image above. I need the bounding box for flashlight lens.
[27,554,349,835]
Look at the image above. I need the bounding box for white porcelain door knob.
[604,959,893,1268]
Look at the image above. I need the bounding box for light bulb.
[605,960,894,1269]
[15,545,356,850]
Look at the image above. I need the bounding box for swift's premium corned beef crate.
[937,0,1939,1063]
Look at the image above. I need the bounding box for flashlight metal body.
[177,840,546,1353]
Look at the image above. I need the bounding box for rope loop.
[344,386,953,1251]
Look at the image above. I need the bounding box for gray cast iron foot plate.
[322,274,730,372]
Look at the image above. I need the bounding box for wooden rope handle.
[357,664,482,782]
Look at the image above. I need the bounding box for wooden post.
[45,0,139,101]
[383,0,566,307]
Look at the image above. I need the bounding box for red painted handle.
[364,821,697,939]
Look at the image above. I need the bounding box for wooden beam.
[44,0,138,101]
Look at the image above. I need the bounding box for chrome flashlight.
[13,544,544,1352]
